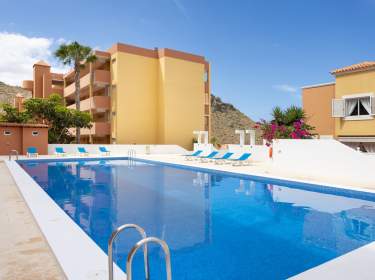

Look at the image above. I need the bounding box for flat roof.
[0,122,49,128]
[301,82,335,89]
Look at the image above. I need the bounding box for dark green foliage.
[0,94,92,143]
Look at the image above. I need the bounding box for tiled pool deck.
[2,154,375,279]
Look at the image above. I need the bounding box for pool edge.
[5,160,126,280]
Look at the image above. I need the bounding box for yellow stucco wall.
[111,52,158,144]
[158,57,205,149]
[110,51,207,149]
[335,70,375,136]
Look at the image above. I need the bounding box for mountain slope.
[0,81,31,104]
[211,95,259,144]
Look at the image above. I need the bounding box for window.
[332,94,375,119]
[345,97,371,116]
[3,130,11,136]
[204,71,208,82]
[31,131,39,136]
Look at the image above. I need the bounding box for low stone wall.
[48,144,187,155]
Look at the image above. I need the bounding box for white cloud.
[171,0,189,20]
[0,32,69,86]
[273,84,298,94]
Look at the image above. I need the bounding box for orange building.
[0,123,48,155]
[302,61,375,152]
[22,42,211,149]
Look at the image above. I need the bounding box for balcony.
[70,122,110,137]
[51,85,63,96]
[64,70,110,99]
[67,96,110,112]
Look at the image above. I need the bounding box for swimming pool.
[19,158,375,279]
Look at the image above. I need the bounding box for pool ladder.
[127,149,136,167]
[8,149,19,160]
[108,223,172,280]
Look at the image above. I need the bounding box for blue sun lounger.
[198,151,219,162]
[77,147,89,156]
[212,152,234,164]
[185,150,203,161]
[230,153,252,166]
[55,147,66,156]
[27,146,38,158]
[99,146,110,156]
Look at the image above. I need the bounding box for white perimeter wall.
[272,139,375,186]
[48,144,187,155]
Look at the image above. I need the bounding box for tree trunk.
[74,64,81,143]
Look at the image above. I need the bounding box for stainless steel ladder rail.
[127,149,136,167]
[108,224,149,280]
[126,237,172,280]
[127,149,136,159]
[8,149,19,160]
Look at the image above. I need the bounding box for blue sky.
[1,0,375,120]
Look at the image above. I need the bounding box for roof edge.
[301,82,335,89]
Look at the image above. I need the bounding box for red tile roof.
[331,61,375,75]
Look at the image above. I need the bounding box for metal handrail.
[8,149,19,160]
[127,149,136,167]
[108,224,149,280]
[127,149,136,158]
[126,237,172,280]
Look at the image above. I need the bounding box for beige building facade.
[23,42,211,149]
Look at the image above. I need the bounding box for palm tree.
[271,105,306,126]
[54,41,96,143]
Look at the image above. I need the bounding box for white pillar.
[235,130,245,146]
[202,131,209,145]
[193,131,202,144]
[245,129,256,145]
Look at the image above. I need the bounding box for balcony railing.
[67,96,110,112]
[64,70,110,98]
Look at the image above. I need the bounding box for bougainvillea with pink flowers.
[255,106,314,146]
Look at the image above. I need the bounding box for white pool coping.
[6,155,375,279]
[5,160,126,280]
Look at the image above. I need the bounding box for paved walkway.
[0,162,65,279]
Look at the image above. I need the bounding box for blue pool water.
[19,158,375,279]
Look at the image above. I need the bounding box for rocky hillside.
[211,95,260,145]
[0,81,31,105]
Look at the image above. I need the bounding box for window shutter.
[332,99,345,117]
[371,96,375,115]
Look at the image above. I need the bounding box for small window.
[204,71,208,82]
[111,58,116,64]
[346,97,371,117]
[3,130,11,136]
[112,112,116,116]
[31,131,39,136]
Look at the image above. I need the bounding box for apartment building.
[302,61,375,152]
[22,42,211,149]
